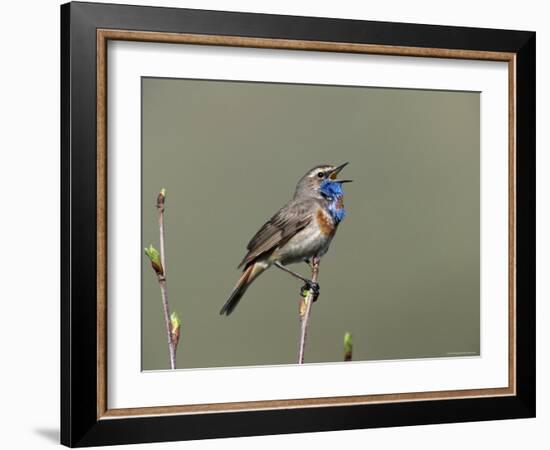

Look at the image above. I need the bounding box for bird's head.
[294,162,352,199]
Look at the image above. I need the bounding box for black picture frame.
[61,1,535,447]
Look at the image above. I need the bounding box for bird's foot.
[300,281,320,302]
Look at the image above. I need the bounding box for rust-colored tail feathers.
[219,262,266,316]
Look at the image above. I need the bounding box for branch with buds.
[144,188,180,369]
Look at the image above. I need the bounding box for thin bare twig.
[298,256,320,364]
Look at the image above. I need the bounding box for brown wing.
[238,200,313,268]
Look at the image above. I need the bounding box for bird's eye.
[317,172,324,178]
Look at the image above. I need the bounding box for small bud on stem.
[344,332,353,362]
[170,311,181,351]
[144,244,163,276]
[156,188,166,210]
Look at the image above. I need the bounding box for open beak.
[329,162,353,183]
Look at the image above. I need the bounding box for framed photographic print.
[60,1,536,447]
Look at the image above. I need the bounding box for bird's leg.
[274,262,320,302]
[274,261,309,283]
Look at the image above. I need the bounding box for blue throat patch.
[319,180,346,223]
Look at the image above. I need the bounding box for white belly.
[272,226,333,265]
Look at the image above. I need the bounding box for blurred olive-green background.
[141,77,480,370]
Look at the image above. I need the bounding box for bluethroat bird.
[220,162,352,316]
